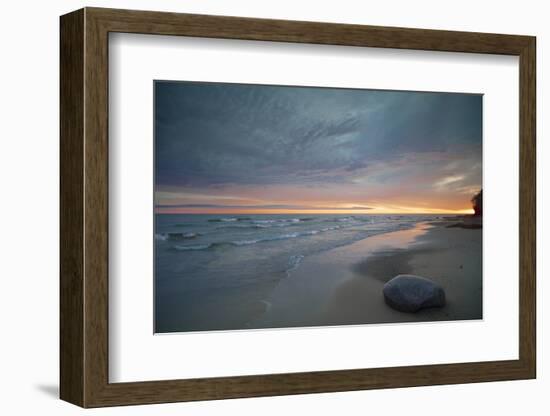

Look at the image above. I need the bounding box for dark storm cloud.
[154,81,482,189]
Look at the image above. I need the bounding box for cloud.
[434,175,466,188]
[155,203,372,210]
[154,81,482,211]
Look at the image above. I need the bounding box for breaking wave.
[155,232,200,241]
[172,226,345,251]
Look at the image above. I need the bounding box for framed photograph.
[60,7,536,407]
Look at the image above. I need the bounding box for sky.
[154,81,482,214]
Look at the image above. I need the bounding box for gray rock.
[383,274,446,312]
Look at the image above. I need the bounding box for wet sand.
[250,220,482,329]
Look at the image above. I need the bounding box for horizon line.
[155,210,475,215]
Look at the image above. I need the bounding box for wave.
[171,226,347,251]
[173,233,302,251]
[250,218,318,227]
[208,217,329,229]
[172,243,212,251]
[207,217,251,223]
[155,232,200,241]
[216,218,317,230]
[286,254,304,277]
[232,232,302,245]
[169,217,423,256]
[252,219,294,224]
[215,223,272,230]
[336,216,355,222]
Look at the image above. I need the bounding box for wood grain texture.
[59,8,84,407]
[88,7,532,54]
[83,10,110,406]
[59,7,537,408]
[518,38,536,375]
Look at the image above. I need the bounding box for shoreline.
[249,218,482,329]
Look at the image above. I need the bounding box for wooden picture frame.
[60,7,536,408]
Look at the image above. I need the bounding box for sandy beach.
[249,218,482,329]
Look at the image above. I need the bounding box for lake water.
[154,213,444,332]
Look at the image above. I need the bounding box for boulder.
[383,274,446,312]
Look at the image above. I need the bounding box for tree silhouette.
[471,190,482,216]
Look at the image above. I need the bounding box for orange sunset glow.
[154,82,482,217]
[155,207,475,215]
[154,189,478,215]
